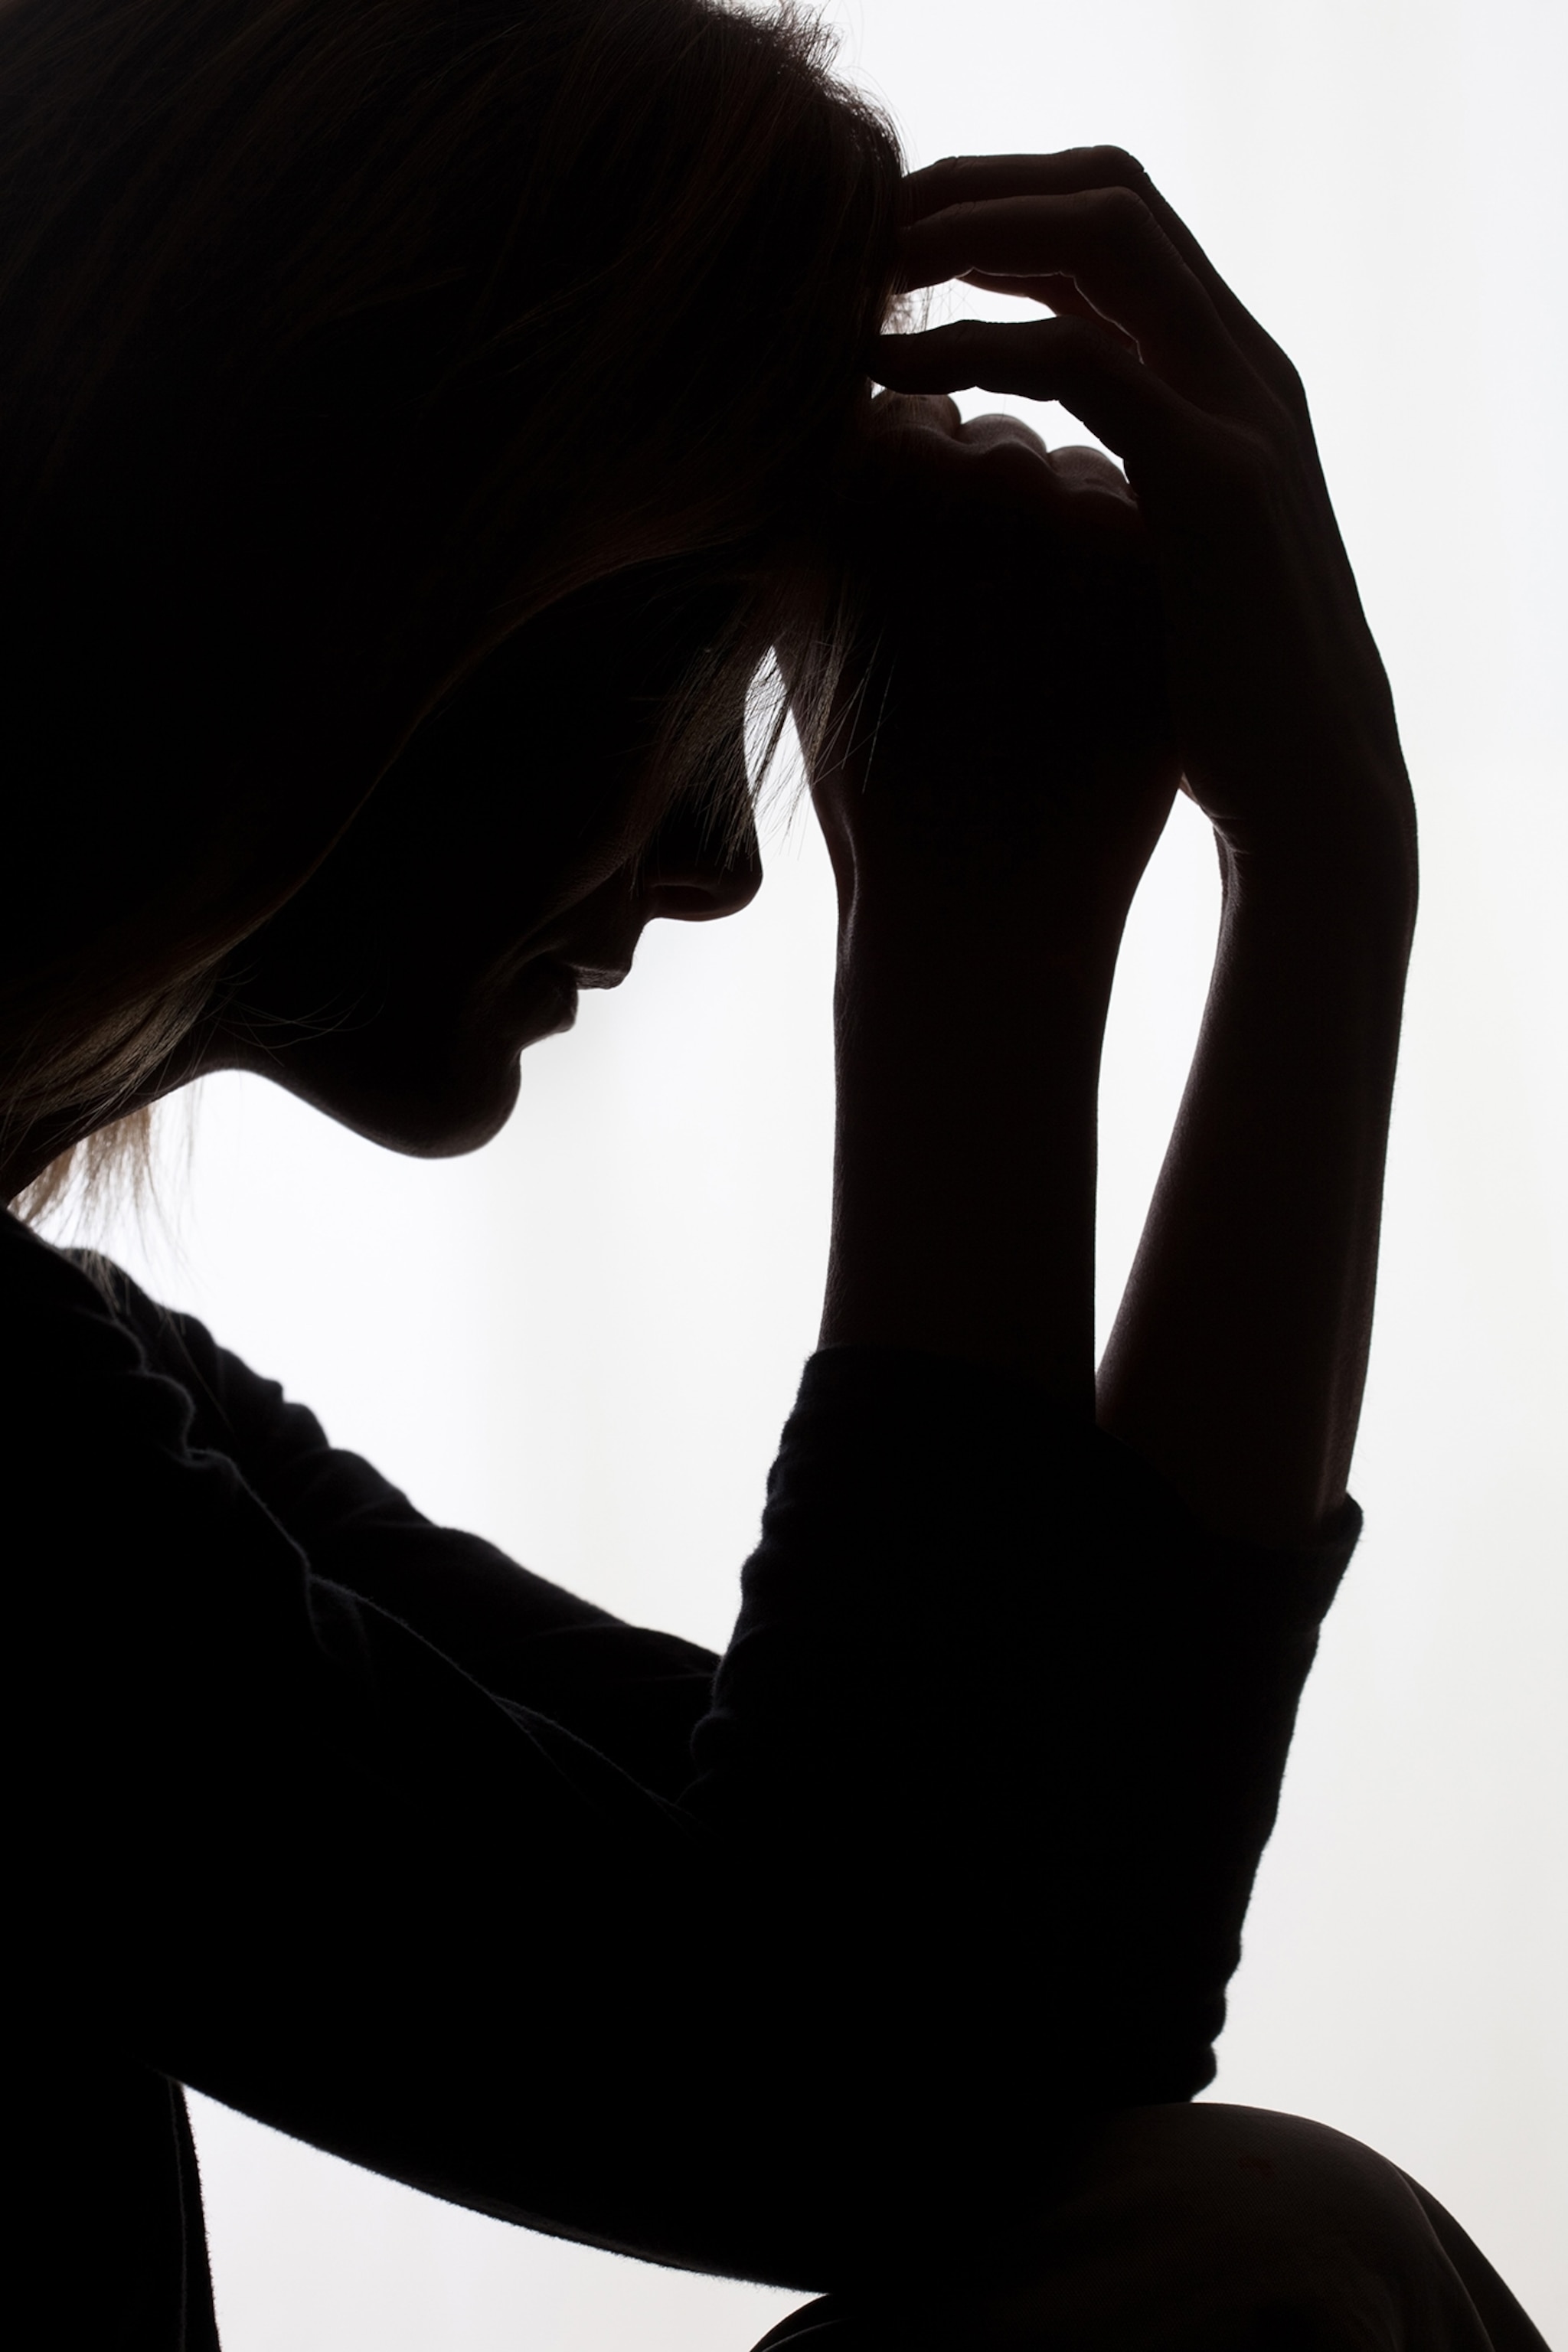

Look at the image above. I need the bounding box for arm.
[819,855,1117,1412]
[877,147,1419,1541]
[1098,839,1414,1540]
[93,1260,720,1797]
[805,397,1181,1409]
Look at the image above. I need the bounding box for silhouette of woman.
[0,3,1547,2345]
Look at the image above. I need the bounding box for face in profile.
[204,570,763,1158]
[197,393,1171,1169]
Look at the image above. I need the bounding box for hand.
[875,149,1416,878]
[794,391,1179,1398]
[800,387,1180,946]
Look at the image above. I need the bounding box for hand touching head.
[0,0,903,1207]
[799,387,1179,928]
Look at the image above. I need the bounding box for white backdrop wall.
[67,2,1566,2344]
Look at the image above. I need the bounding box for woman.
[0,2,1545,2345]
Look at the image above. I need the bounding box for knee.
[746,2105,1537,2351]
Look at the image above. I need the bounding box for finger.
[959,269,1141,358]
[906,149,1299,398]
[1044,443,1135,499]
[954,410,1050,459]
[871,313,1201,488]
[866,389,964,438]
[905,148,1138,223]
[856,409,1148,560]
[900,190,1243,403]
[949,419,1141,533]
[906,148,1222,287]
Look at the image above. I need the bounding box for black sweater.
[4,1207,1358,2347]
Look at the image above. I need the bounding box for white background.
[64,2,1566,2344]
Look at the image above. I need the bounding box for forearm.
[818,875,1123,1409]
[1096,812,1416,1544]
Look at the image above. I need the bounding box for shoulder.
[1,1209,145,1365]
[0,1212,212,1481]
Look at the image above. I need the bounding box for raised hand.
[799,385,1179,923]
[850,148,1419,1541]
[792,316,1211,1405]
[877,149,1415,878]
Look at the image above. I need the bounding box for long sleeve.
[93,1253,720,1800]
[87,1247,1357,2120]
[8,1210,1357,2323]
[689,1347,1356,2122]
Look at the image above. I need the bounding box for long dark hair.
[0,0,902,1214]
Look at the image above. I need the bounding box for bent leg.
[746,2107,1551,2351]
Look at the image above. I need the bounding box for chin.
[261,1035,528,1161]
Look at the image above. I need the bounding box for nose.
[642,793,763,925]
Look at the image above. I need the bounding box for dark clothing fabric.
[5,1208,1358,2346]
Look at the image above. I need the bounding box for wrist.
[1217,806,1418,963]
[823,887,1112,1404]
[835,861,1134,1005]
[1210,760,1418,918]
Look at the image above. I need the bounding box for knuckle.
[1082,143,1149,188]
[1207,423,1276,498]
[1240,364,1310,452]
[974,433,1048,488]
[1093,183,1155,240]
[1268,347,1308,413]
[1256,381,1302,442]
[1049,312,1109,363]
[926,155,978,200]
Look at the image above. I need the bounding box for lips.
[560,957,632,990]
[500,949,633,1045]
[514,959,580,1037]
